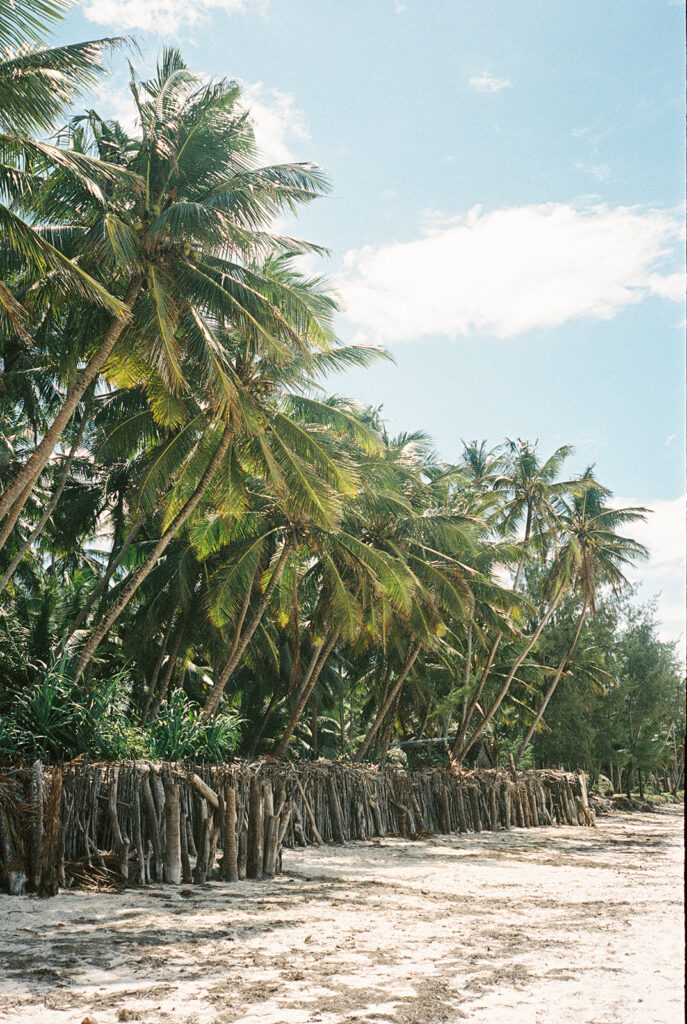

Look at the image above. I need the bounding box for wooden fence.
[0,760,594,896]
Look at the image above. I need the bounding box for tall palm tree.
[514,476,648,765]
[0,49,332,537]
[453,440,581,760]
[0,0,127,330]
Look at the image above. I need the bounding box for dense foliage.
[0,3,683,791]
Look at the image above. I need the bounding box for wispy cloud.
[575,161,613,182]
[339,202,684,342]
[85,73,311,168]
[468,71,512,93]
[91,80,139,134]
[240,83,310,164]
[82,0,261,35]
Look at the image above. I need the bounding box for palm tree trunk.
[227,566,257,662]
[201,541,291,721]
[451,631,500,758]
[310,699,318,754]
[141,616,176,721]
[458,585,565,762]
[76,424,231,679]
[451,621,475,755]
[0,402,88,595]
[0,480,33,554]
[514,601,587,767]
[66,516,144,640]
[356,640,422,760]
[377,690,402,763]
[0,279,140,537]
[247,680,283,756]
[452,510,532,757]
[147,606,191,722]
[274,627,340,757]
[339,679,346,753]
[202,544,290,720]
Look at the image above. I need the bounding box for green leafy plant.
[149,690,241,761]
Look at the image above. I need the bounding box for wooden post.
[190,773,220,809]
[454,784,468,833]
[247,775,265,880]
[162,776,182,885]
[438,785,451,834]
[207,814,220,879]
[327,775,345,843]
[193,796,211,884]
[151,772,166,837]
[180,802,192,882]
[29,760,44,892]
[294,775,324,845]
[132,772,146,884]
[500,780,511,829]
[489,785,499,831]
[468,786,482,832]
[141,774,163,881]
[222,782,239,882]
[238,814,248,879]
[37,768,62,897]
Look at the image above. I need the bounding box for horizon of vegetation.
[0,1,683,800]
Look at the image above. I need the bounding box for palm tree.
[453,440,581,761]
[514,475,648,766]
[73,321,383,678]
[0,49,333,539]
[0,0,127,331]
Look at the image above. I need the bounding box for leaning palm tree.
[513,475,648,766]
[0,49,332,536]
[73,332,384,678]
[0,0,127,332]
[453,440,582,761]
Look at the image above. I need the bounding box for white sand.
[0,805,683,1024]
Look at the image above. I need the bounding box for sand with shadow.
[0,805,683,1024]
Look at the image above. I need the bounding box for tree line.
[0,3,682,792]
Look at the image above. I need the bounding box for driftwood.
[0,759,594,896]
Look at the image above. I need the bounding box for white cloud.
[617,495,685,656]
[646,271,685,303]
[87,74,311,166]
[81,0,260,34]
[240,82,310,164]
[339,202,684,342]
[468,71,512,93]
[575,161,613,182]
[92,81,139,135]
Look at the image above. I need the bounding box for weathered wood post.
[162,774,182,884]
[37,767,62,897]
[29,759,44,892]
[141,773,163,881]
[222,780,239,882]
[247,774,265,879]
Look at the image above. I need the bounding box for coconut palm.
[514,475,648,765]
[0,49,333,538]
[453,440,582,761]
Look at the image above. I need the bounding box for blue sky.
[56,1,685,648]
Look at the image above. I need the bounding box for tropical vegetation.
[0,1,683,796]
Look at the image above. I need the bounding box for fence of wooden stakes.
[0,760,594,896]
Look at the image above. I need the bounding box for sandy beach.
[0,806,682,1024]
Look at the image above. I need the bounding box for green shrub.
[149,690,241,761]
[0,655,241,763]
